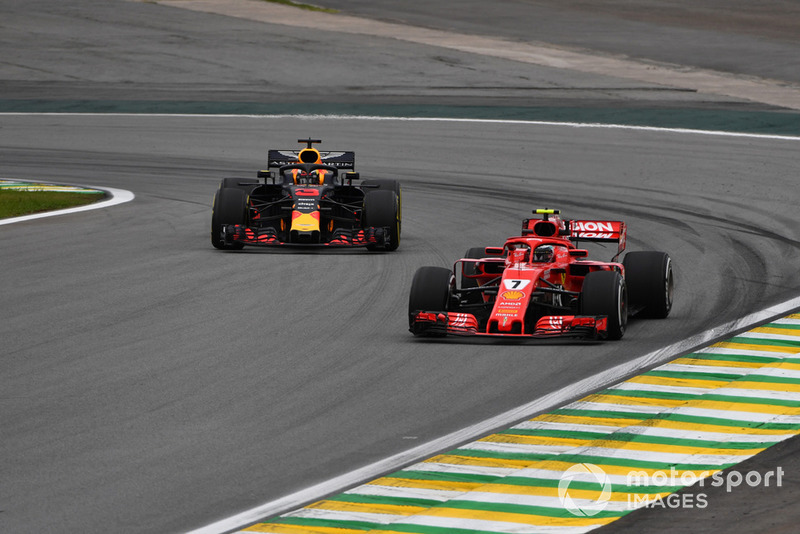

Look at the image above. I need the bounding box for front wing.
[410,311,608,339]
[221,224,392,248]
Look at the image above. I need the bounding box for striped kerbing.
[244,314,800,534]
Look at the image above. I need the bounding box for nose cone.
[291,210,321,232]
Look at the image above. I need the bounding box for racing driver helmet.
[532,245,554,262]
[285,168,311,184]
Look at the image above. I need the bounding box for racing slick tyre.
[581,270,628,340]
[362,189,400,251]
[461,247,487,304]
[211,187,247,250]
[623,251,674,318]
[220,177,259,193]
[408,266,454,336]
[362,179,402,234]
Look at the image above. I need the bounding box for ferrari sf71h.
[212,138,401,251]
[409,209,673,340]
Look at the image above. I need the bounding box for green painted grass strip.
[0,189,105,219]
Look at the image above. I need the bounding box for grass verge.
[0,190,104,219]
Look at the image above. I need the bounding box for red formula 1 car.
[211,138,401,251]
[408,209,673,340]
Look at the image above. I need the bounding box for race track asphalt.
[1,2,799,533]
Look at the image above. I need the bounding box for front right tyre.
[408,266,453,335]
[211,187,247,250]
[581,270,628,340]
[362,189,400,251]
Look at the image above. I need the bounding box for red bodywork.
[409,210,627,339]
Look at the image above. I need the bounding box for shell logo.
[501,290,525,300]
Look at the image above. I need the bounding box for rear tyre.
[362,179,402,234]
[362,190,400,251]
[408,266,453,335]
[211,187,247,250]
[624,251,674,318]
[581,270,627,340]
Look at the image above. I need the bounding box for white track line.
[0,185,134,226]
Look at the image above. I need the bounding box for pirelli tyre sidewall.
[211,187,247,250]
[408,266,454,335]
[362,189,400,251]
[362,179,401,235]
[623,251,674,318]
[580,270,628,340]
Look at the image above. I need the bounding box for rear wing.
[569,220,627,260]
[267,149,355,170]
